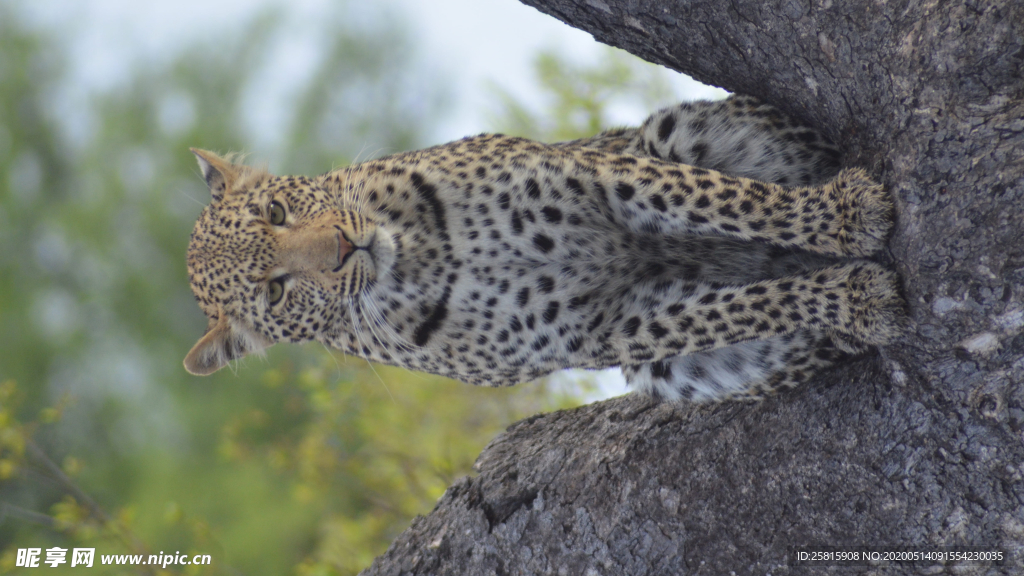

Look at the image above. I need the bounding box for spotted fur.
[184,95,903,401]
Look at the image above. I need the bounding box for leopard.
[183,95,904,402]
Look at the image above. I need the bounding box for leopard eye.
[268,278,285,304]
[269,201,286,226]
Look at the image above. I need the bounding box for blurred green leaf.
[488,46,678,141]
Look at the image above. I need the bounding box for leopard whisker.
[347,299,395,403]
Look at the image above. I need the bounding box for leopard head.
[183,150,395,375]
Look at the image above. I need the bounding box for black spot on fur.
[615,183,636,201]
[531,335,549,351]
[623,317,641,337]
[541,206,562,223]
[511,211,524,235]
[648,322,669,339]
[410,173,447,237]
[537,276,555,293]
[526,178,541,199]
[650,361,672,379]
[542,301,559,324]
[517,287,530,307]
[657,114,676,142]
[691,142,708,164]
[567,335,584,352]
[412,285,451,346]
[532,234,555,253]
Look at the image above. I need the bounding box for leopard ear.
[190,148,241,202]
[184,315,270,376]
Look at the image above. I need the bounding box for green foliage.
[489,46,678,142]
[0,2,670,573]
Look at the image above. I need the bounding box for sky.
[15,0,727,399]
[19,0,725,143]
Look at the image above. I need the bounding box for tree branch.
[362,0,1024,573]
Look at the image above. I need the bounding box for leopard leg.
[623,330,864,402]
[630,95,841,187]
[575,150,893,259]
[591,261,902,369]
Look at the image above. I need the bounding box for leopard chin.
[365,226,397,284]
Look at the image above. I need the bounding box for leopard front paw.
[826,168,893,258]
[834,262,906,346]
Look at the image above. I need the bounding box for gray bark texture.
[362,0,1024,574]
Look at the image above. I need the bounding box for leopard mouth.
[332,226,375,273]
[333,227,353,272]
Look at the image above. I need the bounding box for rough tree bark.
[363,0,1024,574]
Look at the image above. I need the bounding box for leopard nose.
[278,226,350,274]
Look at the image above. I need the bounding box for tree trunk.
[362,0,1024,574]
